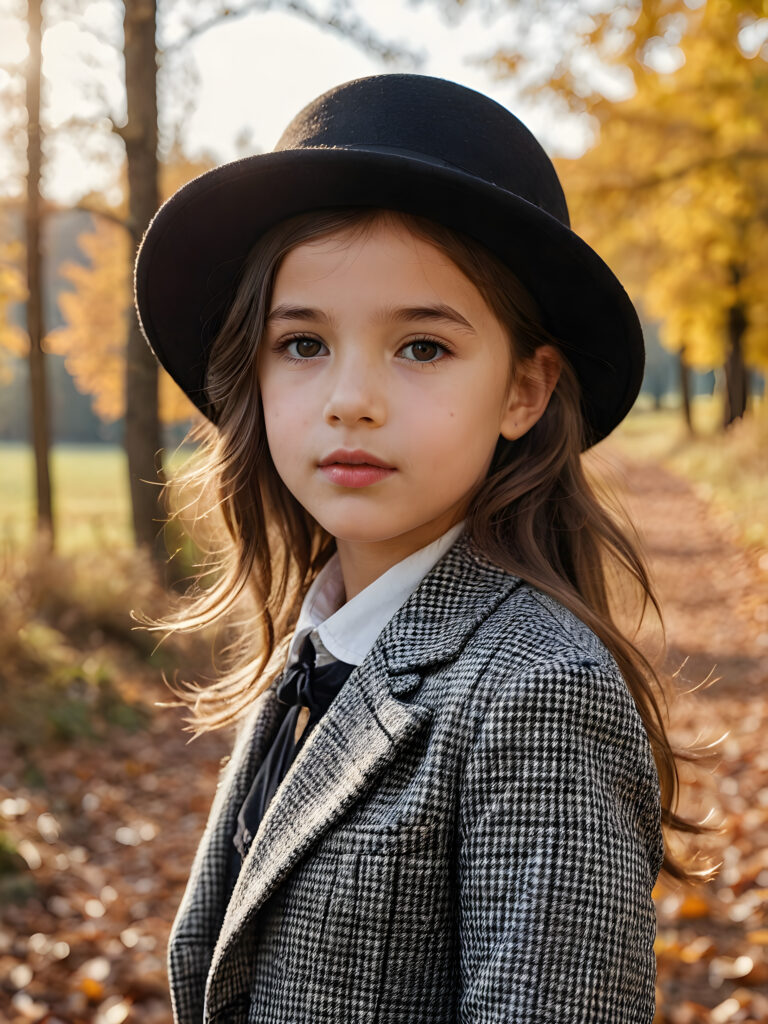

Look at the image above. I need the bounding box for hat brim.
[134,147,644,445]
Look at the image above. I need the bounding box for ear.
[499,345,562,440]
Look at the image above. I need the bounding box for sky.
[0,0,622,207]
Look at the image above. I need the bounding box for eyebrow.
[265,303,477,335]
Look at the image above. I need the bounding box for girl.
[134,74,714,1024]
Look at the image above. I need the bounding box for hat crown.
[275,74,570,228]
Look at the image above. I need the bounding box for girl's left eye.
[399,337,449,363]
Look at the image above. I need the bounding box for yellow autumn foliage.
[48,150,215,423]
[47,218,129,421]
[0,237,29,384]
[552,0,768,373]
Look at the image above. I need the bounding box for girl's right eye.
[274,335,327,362]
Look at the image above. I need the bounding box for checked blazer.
[167,530,665,1024]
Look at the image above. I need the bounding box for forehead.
[271,218,483,306]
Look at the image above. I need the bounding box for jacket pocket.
[252,824,457,1022]
[313,816,445,857]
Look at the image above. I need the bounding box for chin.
[321,525,398,545]
[312,512,413,546]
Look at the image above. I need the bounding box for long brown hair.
[139,205,720,884]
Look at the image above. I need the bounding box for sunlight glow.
[40,16,123,134]
[738,18,768,59]
[1,0,594,204]
[0,16,28,65]
[41,20,83,75]
[42,20,94,127]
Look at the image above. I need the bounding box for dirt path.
[595,442,768,1023]
[594,442,768,698]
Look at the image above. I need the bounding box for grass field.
[2,397,765,555]
[0,443,192,555]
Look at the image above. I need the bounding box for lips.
[318,448,395,469]
[318,448,397,489]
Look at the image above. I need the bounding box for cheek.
[259,392,296,470]
[259,377,311,441]
[421,385,498,442]
[402,401,484,468]
[416,388,503,477]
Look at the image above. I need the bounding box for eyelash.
[271,334,453,367]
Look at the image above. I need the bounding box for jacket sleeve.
[457,655,664,1024]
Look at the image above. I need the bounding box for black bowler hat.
[133,73,644,445]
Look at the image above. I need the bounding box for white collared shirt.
[286,520,466,669]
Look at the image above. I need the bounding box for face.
[256,217,526,563]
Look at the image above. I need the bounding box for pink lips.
[318,448,396,488]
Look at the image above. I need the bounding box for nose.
[322,352,387,427]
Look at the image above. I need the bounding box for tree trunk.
[723,310,748,427]
[122,0,166,567]
[25,0,54,549]
[723,264,749,428]
[678,347,693,435]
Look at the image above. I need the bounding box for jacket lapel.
[204,659,432,1018]
[168,678,285,952]
[182,532,521,1020]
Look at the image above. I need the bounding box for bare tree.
[724,263,749,428]
[678,347,693,436]
[25,0,54,548]
[116,0,166,566]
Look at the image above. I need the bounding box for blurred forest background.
[1,0,767,1021]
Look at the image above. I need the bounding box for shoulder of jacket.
[466,584,653,766]
[480,582,616,674]
[459,582,645,734]
[459,584,664,882]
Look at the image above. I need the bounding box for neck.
[334,511,464,600]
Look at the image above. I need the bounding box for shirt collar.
[287,520,467,667]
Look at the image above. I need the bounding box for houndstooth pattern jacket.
[167,530,665,1024]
